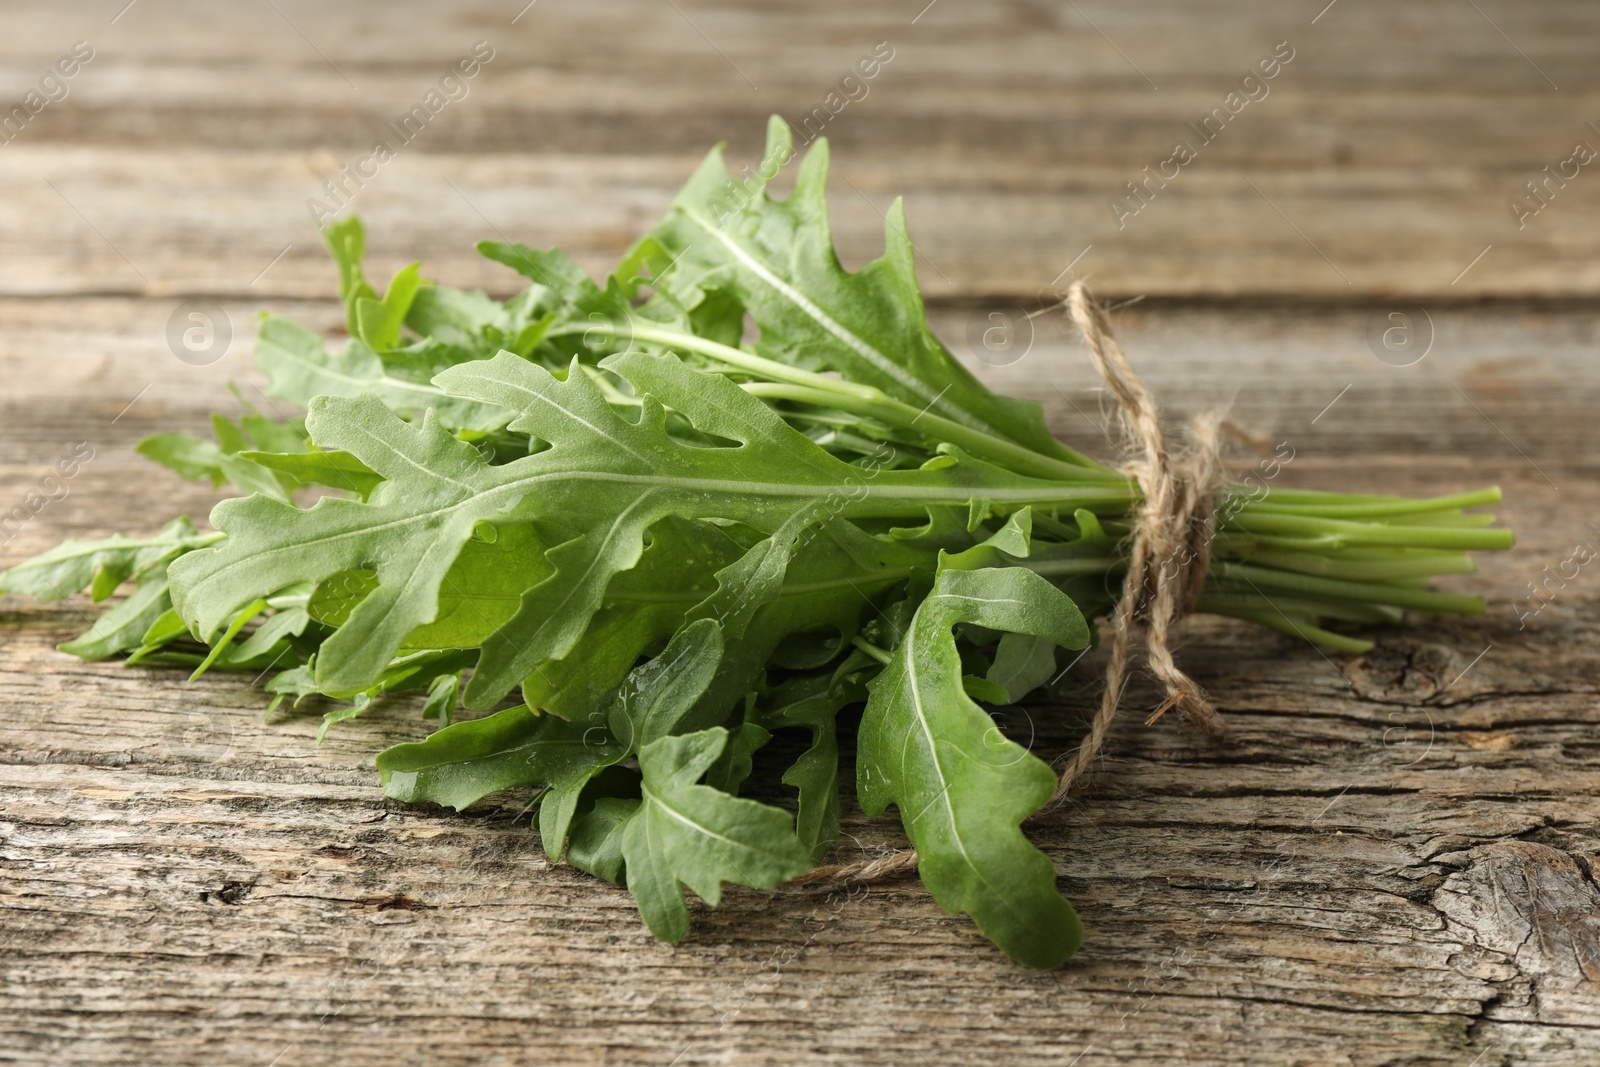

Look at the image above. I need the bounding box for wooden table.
[3,2,1598,1064]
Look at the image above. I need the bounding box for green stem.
[851,636,894,666]
[1227,511,1514,551]
[1232,487,1502,518]
[1201,605,1376,654]
[742,382,1124,485]
[1210,561,1486,614]
[556,321,1120,483]
[1196,593,1401,625]
[1216,542,1477,581]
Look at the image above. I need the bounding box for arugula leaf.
[135,433,228,484]
[237,449,382,498]
[567,794,637,885]
[856,566,1089,969]
[987,633,1061,703]
[306,521,556,652]
[519,517,739,718]
[380,616,723,862]
[420,671,460,726]
[705,695,772,793]
[322,217,380,336]
[667,514,941,740]
[629,116,1078,466]
[221,603,311,666]
[124,606,196,666]
[58,566,177,660]
[353,263,427,351]
[378,703,624,836]
[759,672,850,862]
[478,241,597,299]
[0,517,215,602]
[141,427,297,503]
[521,512,923,727]
[136,395,320,502]
[188,597,269,680]
[310,648,479,740]
[405,284,506,348]
[255,315,512,434]
[618,726,810,942]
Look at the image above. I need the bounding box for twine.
[785,282,1232,893]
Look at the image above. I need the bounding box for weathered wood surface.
[2,0,1600,299]
[4,2,1600,1065]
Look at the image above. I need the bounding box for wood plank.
[3,298,1594,1065]
[1,1,1598,298]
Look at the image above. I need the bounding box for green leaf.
[421,671,460,726]
[239,409,309,455]
[378,703,620,817]
[58,567,176,659]
[605,617,726,749]
[136,433,227,486]
[522,503,934,732]
[170,398,500,694]
[219,604,311,667]
[140,607,190,647]
[189,598,268,680]
[706,715,771,794]
[405,284,507,348]
[322,216,380,336]
[759,673,848,862]
[0,517,213,602]
[123,606,195,665]
[353,263,426,351]
[305,522,556,652]
[318,693,372,741]
[255,314,511,433]
[209,413,251,455]
[354,648,479,701]
[237,450,381,498]
[381,617,722,861]
[310,647,479,741]
[961,673,1013,705]
[618,727,810,942]
[987,632,1060,703]
[478,241,597,296]
[265,664,318,708]
[215,455,296,504]
[567,794,638,885]
[856,566,1089,968]
[630,116,1077,466]
[519,517,739,718]
[137,412,310,500]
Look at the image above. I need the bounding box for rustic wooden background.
[3,2,1598,1064]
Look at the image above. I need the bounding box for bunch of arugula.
[0,118,1511,968]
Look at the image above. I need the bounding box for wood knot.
[1432,842,1600,1020]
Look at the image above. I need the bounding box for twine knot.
[1036,280,1237,809]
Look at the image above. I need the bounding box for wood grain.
[1,0,1598,299]
[3,2,1598,1064]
